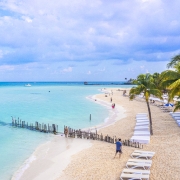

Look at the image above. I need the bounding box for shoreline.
[12,88,127,180]
[12,136,92,180]
[59,87,180,180]
[84,93,126,132]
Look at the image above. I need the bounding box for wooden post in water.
[52,124,56,134]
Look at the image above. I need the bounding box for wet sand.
[12,136,92,180]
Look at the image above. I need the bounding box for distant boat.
[25,84,31,87]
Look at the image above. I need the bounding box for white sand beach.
[58,88,180,180]
[13,88,180,180]
[12,136,91,180]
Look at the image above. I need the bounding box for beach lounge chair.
[136,115,147,117]
[120,173,149,180]
[126,161,152,170]
[133,131,150,136]
[133,150,155,155]
[136,120,149,124]
[136,122,149,126]
[131,152,155,159]
[136,117,149,119]
[136,117,149,120]
[120,172,149,180]
[127,158,152,164]
[136,116,148,119]
[171,114,180,117]
[173,117,180,120]
[137,113,147,115]
[134,126,149,131]
[131,136,150,144]
[122,168,150,174]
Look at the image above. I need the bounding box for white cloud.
[21,16,32,23]
[87,70,91,75]
[62,67,72,72]
[98,67,105,72]
[0,50,3,58]
[0,65,14,71]
[0,0,179,81]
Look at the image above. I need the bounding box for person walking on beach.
[64,126,68,138]
[114,139,122,158]
[110,97,112,102]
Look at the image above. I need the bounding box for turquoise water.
[0,82,131,179]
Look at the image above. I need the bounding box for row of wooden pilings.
[11,117,59,134]
[64,126,143,149]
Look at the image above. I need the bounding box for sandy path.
[58,88,180,180]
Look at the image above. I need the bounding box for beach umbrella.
[173,98,180,101]
[164,103,174,107]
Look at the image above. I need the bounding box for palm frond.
[169,79,180,90]
[149,89,162,98]
[173,101,180,112]
[161,70,180,80]
[167,54,180,68]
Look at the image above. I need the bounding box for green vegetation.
[129,53,180,135]
[129,74,162,135]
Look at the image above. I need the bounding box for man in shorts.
[114,139,122,158]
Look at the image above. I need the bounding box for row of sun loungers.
[130,113,150,144]
[170,112,180,126]
[120,150,155,180]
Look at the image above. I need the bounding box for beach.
[12,87,180,180]
[58,88,180,180]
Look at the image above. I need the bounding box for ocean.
[0,82,131,179]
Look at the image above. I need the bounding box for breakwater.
[11,117,59,134]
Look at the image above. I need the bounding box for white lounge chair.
[120,172,149,180]
[133,150,155,155]
[136,116,148,118]
[136,117,149,120]
[137,113,147,115]
[136,121,149,124]
[122,168,150,174]
[134,131,150,136]
[131,152,154,159]
[134,126,149,131]
[126,161,151,170]
[131,136,150,144]
[136,123,149,126]
[127,158,152,164]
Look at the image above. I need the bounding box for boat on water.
[25,83,31,87]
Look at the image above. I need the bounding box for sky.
[0,0,180,81]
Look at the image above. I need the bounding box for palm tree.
[129,73,162,135]
[167,54,180,68]
[161,62,180,101]
[173,101,180,112]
